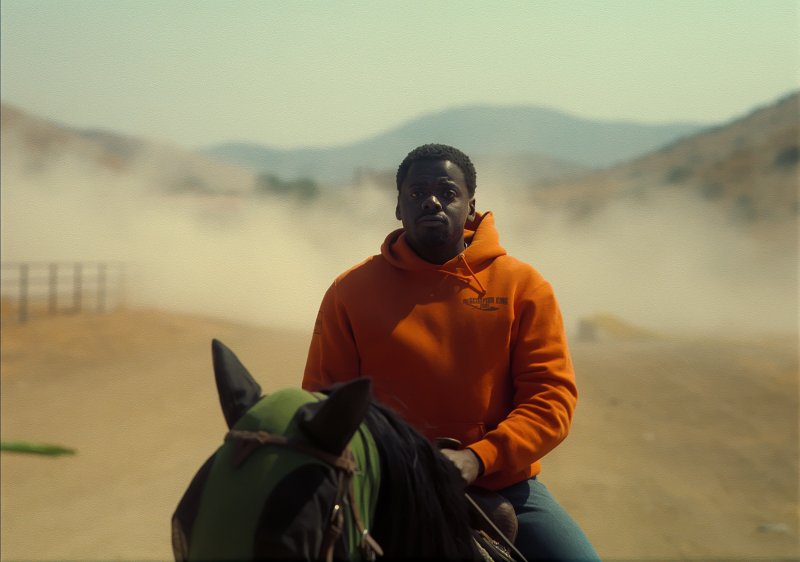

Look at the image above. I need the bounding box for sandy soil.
[1,308,797,560]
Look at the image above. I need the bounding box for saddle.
[436,438,526,562]
[467,486,518,543]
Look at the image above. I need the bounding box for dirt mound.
[576,313,659,341]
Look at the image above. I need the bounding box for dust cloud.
[482,182,798,338]
[2,160,796,339]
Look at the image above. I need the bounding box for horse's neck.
[366,406,478,560]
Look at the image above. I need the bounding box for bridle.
[225,429,384,561]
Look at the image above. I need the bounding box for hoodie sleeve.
[302,280,361,391]
[467,280,577,481]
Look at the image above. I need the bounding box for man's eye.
[443,190,457,199]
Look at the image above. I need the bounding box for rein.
[225,429,383,561]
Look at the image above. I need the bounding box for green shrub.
[255,173,319,200]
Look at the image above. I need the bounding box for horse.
[172,339,523,561]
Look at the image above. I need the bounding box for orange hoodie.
[302,211,577,491]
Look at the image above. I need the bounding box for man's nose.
[422,194,442,211]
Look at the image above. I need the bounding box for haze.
[2,153,795,339]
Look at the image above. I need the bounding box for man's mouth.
[416,214,447,225]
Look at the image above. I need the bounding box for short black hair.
[396,144,477,196]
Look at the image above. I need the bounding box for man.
[302,144,598,560]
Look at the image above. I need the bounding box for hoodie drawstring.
[442,254,486,296]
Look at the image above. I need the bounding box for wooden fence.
[0,261,125,323]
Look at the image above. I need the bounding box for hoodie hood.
[380,211,507,272]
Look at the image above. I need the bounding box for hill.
[529,91,800,246]
[0,103,255,197]
[204,105,705,185]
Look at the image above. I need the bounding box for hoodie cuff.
[467,439,499,477]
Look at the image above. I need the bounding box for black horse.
[172,340,521,561]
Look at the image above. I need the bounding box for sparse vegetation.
[255,173,319,200]
[169,175,214,194]
[565,199,596,221]
[734,194,757,222]
[665,165,691,184]
[773,145,799,169]
[700,182,724,200]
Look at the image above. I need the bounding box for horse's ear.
[298,378,372,456]
[212,339,263,429]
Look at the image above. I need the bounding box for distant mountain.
[351,150,590,192]
[529,91,799,245]
[204,105,706,184]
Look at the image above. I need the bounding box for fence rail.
[1,261,125,323]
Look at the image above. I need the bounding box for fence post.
[19,263,29,323]
[97,263,106,313]
[49,263,58,315]
[72,262,82,314]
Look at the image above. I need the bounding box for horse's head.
[172,340,382,561]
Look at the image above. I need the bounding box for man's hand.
[440,448,482,484]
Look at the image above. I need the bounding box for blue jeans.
[498,477,600,561]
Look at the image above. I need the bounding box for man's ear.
[395,200,402,221]
[468,198,476,221]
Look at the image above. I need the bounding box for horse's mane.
[363,402,479,561]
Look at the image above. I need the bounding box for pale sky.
[1,0,798,149]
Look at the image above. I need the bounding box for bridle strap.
[224,429,383,560]
[347,482,384,560]
[319,471,350,562]
[225,430,359,472]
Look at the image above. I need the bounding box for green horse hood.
[172,340,382,561]
[187,387,381,561]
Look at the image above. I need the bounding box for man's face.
[396,159,476,263]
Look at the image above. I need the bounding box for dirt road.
[1,309,797,560]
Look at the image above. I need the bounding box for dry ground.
[1,308,797,560]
